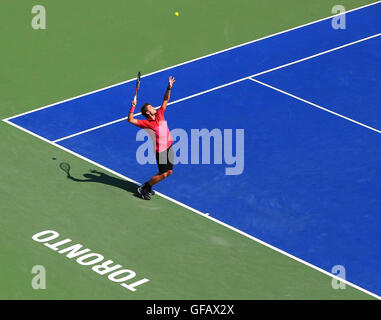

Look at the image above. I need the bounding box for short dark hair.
[141,103,150,118]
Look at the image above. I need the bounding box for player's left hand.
[168,76,175,88]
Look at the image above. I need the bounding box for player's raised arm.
[161,76,175,111]
[127,97,139,126]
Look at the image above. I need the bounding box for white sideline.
[3,117,381,299]
[53,77,249,142]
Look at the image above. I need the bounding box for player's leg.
[137,183,152,200]
[138,171,171,199]
[147,146,174,194]
[148,170,172,185]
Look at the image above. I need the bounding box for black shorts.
[156,145,174,174]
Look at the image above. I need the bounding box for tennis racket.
[133,72,141,103]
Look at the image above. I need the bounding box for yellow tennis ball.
[174,11,179,16]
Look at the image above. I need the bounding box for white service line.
[3,0,381,122]
[54,116,129,143]
[249,78,381,134]
[2,117,381,299]
[54,32,381,143]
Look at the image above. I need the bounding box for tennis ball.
[174,11,179,16]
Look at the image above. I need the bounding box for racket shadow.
[60,163,139,195]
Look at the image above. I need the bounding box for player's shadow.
[64,167,141,198]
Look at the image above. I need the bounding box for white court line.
[3,0,381,122]
[3,117,381,299]
[53,77,249,143]
[249,78,381,134]
[53,32,381,143]
[3,1,381,299]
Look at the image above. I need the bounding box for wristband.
[167,86,171,90]
[129,105,136,113]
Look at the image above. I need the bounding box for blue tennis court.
[5,3,381,296]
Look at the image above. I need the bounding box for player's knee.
[161,170,173,178]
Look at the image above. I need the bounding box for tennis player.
[128,76,176,200]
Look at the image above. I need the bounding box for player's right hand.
[132,97,137,106]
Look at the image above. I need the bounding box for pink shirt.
[136,107,173,153]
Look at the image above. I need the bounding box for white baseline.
[3,0,381,123]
